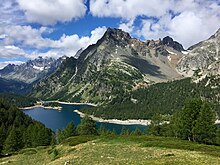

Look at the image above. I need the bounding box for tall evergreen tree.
[193,102,217,144]
[169,98,217,144]
[57,129,64,144]
[3,127,23,153]
[0,124,6,154]
[148,113,163,136]
[76,115,97,135]
[63,122,76,138]
[178,99,202,141]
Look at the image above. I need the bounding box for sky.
[0,0,220,69]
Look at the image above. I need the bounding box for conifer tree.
[148,113,163,136]
[76,115,97,135]
[0,124,6,154]
[63,122,76,138]
[193,102,216,144]
[3,127,23,153]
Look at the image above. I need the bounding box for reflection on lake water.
[23,104,147,134]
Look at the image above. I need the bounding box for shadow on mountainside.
[123,55,166,78]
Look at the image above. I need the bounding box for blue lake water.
[23,104,147,134]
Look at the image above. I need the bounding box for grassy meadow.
[0,135,220,165]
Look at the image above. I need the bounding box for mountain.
[177,28,220,78]
[0,56,66,84]
[0,77,31,94]
[31,28,184,103]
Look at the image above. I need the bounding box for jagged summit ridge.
[31,28,184,103]
[0,56,66,84]
[162,36,185,52]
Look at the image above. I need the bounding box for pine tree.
[63,122,76,138]
[3,127,23,153]
[193,102,217,144]
[57,129,64,143]
[148,113,163,136]
[0,124,6,154]
[76,115,97,135]
[176,98,202,141]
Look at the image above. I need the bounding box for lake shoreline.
[43,100,97,107]
[20,101,97,111]
[20,105,62,110]
[74,110,151,126]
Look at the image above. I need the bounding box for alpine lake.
[23,103,147,134]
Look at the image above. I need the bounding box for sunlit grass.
[1,135,220,165]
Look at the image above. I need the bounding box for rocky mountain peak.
[162,36,184,52]
[104,28,131,40]
[99,28,131,47]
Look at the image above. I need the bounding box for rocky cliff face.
[0,56,66,84]
[31,28,184,104]
[176,28,220,78]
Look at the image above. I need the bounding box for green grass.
[1,135,220,165]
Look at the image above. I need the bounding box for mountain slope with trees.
[81,75,220,119]
[31,28,184,104]
[0,99,52,154]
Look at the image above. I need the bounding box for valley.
[1,26,220,165]
[1,1,220,164]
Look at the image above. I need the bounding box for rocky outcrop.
[162,36,184,52]
[177,28,220,77]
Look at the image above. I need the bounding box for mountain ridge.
[31,28,185,103]
[0,56,66,84]
[177,28,220,78]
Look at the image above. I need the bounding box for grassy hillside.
[1,135,220,165]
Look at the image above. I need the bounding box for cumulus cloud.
[90,0,170,19]
[37,26,107,58]
[0,0,24,25]
[17,0,87,25]
[0,25,53,48]
[118,20,134,33]
[91,0,220,49]
[0,45,27,58]
[0,25,107,59]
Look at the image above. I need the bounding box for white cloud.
[0,45,27,58]
[0,25,53,48]
[0,25,107,59]
[91,0,220,49]
[118,20,134,33]
[39,26,107,58]
[0,0,25,25]
[0,60,24,69]
[17,0,87,25]
[90,0,170,19]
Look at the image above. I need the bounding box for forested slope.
[81,76,220,119]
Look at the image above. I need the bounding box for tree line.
[81,76,220,120]
[148,98,220,145]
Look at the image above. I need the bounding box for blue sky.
[0,0,220,69]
